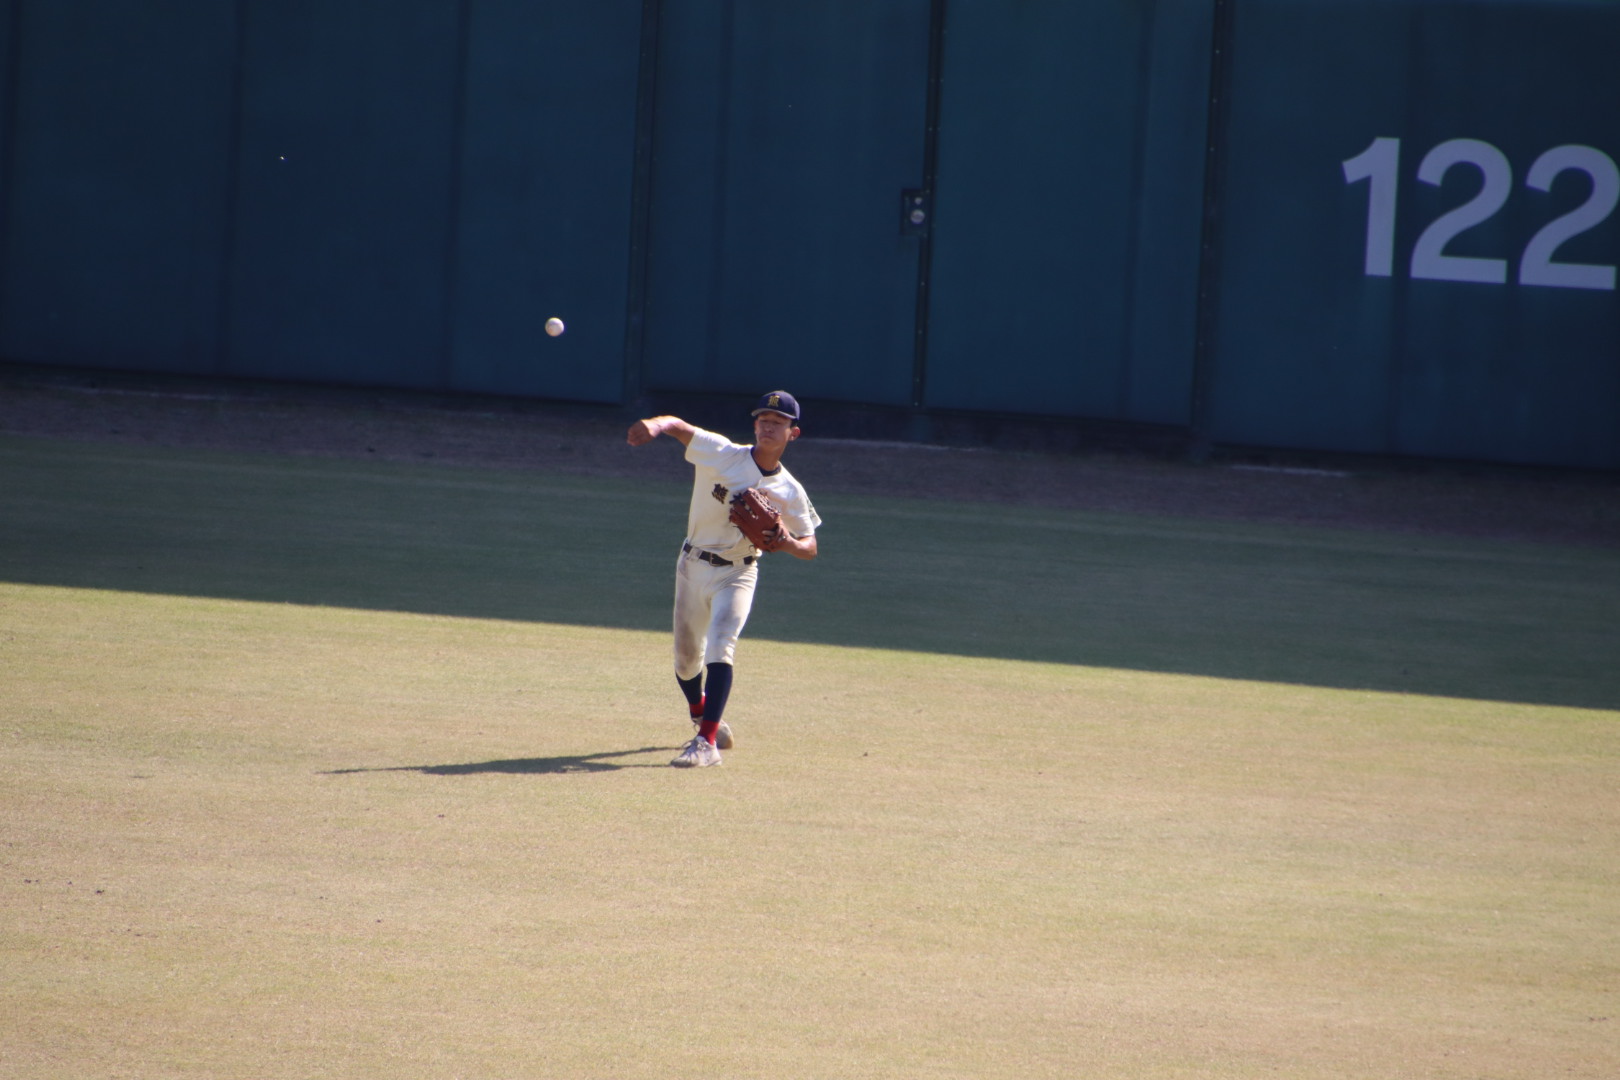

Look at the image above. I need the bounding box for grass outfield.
[3,435,1618,1078]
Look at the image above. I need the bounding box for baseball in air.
[545,316,566,337]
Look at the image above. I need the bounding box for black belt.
[684,542,755,567]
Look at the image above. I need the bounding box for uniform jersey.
[684,427,821,562]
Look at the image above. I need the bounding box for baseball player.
[626,391,821,767]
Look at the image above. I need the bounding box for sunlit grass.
[4,584,1616,1080]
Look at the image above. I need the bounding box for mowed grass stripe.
[4,583,1618,1080]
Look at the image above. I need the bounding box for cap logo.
[767,394,781,408]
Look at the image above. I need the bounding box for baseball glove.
[729,487,784,551]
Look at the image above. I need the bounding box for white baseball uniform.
[672,427,821,679]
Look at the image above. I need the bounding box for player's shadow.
[324,745,676,777]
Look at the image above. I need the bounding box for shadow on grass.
[5,437,1618,710]
[324,746,679,777]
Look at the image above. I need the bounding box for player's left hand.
[729,487,784,551]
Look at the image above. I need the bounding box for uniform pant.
[672,547,758,680]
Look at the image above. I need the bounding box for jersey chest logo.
[711,483,729,504]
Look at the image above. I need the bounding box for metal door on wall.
[0,0,238,374]
[924,0,1211,428]
[639,0,934,410]
[448,0,645,404]
[224,0,463,390]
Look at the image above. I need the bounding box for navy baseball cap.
[751,390,800,422]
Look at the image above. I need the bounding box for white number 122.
[1342,136,1617,291]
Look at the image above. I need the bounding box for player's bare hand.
[627,415,695,447]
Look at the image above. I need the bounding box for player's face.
[753,411,798,448]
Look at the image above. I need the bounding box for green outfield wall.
[0,0,1614,468]
[1206,0,1620,467]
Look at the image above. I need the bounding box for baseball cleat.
[688,694,733,749]
[671,736,722,768]
[693,719,735,750]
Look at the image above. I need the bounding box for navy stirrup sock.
[699,662,734,741]
[677,673,704,712]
